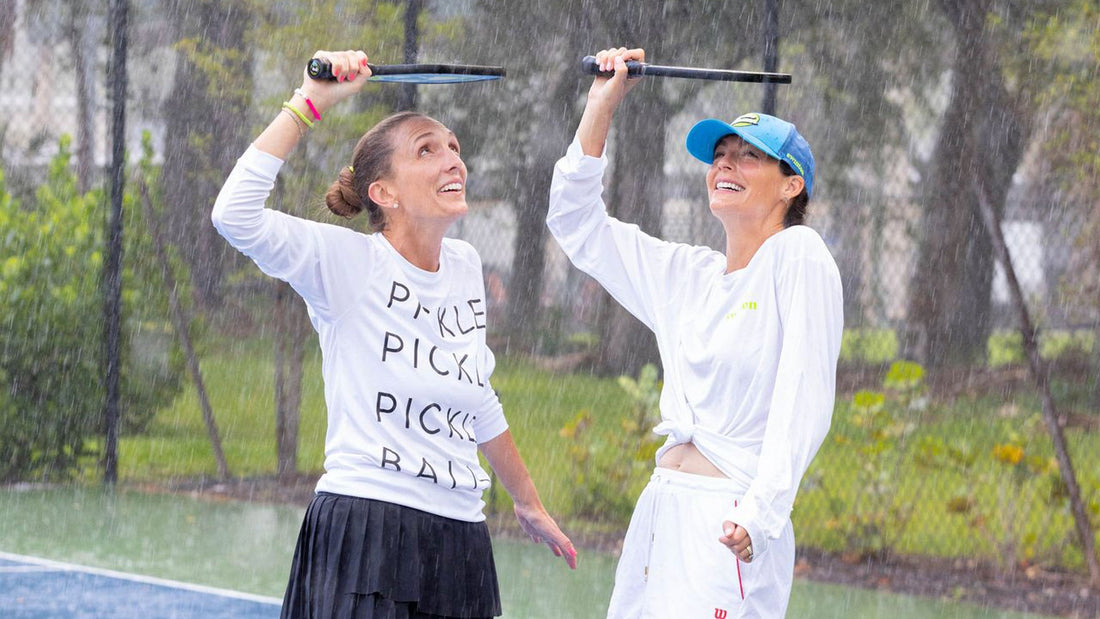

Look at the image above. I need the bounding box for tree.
[66,1,105,192]
[1023,0,1100,405]
[907,0,1060,366]
[786,0,948,333]
[437,0,593,355]
[161,0,252,311]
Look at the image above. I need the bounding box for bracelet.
[280,107,306,138]
[282,101,314,129]
[294,88,322,121]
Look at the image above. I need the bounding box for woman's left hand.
[514,502,578,570]
[719,520,754,563]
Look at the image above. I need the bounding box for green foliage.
[0,135,184,481]
[919,413,1067,569]
[0,137,104,481]
[559,364,663,521]
[111,341,1100,574]
[987,330,1027,367]
[839,328,899,365]
[811,360,925,558]
[986,329,1095,368]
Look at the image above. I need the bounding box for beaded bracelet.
[293,88,322,121]
[282,101,314,129]
[280,107,306,138]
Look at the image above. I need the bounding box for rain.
[1,0,1099,617]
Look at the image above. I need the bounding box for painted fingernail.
[361,58,368,66]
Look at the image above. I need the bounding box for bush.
[987,328,1094,368]
[0,138,105,481]
[810,360,926,557]
[559,363,662,522]
[920,413,1068,569]
[840,328,899,365]
[0,135,183,481]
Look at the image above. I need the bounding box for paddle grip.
[307,58,379,81]
[580,55,644,78]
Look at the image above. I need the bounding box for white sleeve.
[211,146,338,317]
[473,348,509,444]
[723,250,844,559]
[547,136,712,330]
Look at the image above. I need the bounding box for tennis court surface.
[0,551,281,618]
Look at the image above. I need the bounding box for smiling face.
[370,117,468,226]
[705,134,803,227]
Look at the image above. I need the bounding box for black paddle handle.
[307,58,378,81]
[580,55,792,84]
[580,55,645,79]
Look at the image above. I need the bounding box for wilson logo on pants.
[714,609,728,619]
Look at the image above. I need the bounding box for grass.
[104,337,329,480]
[96,334,1100,574]
[93,335,637,532]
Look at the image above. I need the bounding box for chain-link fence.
[3,0,1097,579]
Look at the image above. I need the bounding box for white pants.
[607,468,795,619]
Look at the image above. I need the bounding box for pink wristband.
[294,88,322,121]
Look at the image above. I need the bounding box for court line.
[0,550,282,606]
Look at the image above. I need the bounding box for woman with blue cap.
[547,47,843,617]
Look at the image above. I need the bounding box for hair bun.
[325,167,365,218]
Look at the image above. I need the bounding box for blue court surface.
[0,551,282,618]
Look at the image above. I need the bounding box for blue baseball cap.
[686,112,815,198]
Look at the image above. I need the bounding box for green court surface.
[0,487,1054,618]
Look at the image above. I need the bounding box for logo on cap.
[784,153,805,177]
[731,113,760,128]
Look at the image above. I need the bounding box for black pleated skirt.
[280,492,501,619]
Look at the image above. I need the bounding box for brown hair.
[779,160,809,227]
[324,111,435,231]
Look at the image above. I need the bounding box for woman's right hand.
[576,47,645,157]
[585,47,646,115]
[296,49,372,117]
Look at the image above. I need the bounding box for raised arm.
[254,49,371,159]
[210,49,372,317]
[576,47,645,157]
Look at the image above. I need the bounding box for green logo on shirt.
[724,301,758,320]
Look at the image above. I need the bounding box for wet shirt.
[212,146,507,522]
[547,137,843,558]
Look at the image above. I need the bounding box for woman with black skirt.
[213,49,576,619]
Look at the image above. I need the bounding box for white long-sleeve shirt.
[547,137,843,558]
[212,146,508,522]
